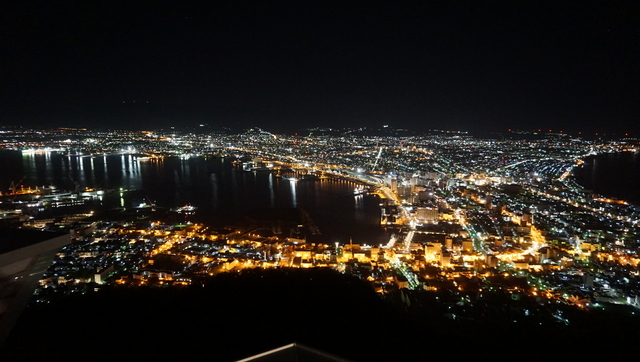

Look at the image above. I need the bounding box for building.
[416,207,438,223]
[0,228,70,346]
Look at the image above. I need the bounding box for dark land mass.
[2,268,639,361]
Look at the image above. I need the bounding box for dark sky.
[2,1,639,134]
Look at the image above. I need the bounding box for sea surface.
[0,151,388,245]
[573,151,640,205]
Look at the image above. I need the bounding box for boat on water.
[281,173,318,182]
[354,186,368,196]
[170,204,198,214]
[1,183,59,197]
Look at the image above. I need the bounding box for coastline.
[572,151,640,206]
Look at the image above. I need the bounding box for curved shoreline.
[571,151,640,205]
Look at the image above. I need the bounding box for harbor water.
[0,151,388,245]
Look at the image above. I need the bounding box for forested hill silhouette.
[3,268,638,361]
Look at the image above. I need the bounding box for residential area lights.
[2,126,640,320]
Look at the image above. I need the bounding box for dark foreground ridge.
[3,268,639,361]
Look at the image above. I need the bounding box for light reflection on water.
[7,151,387,245]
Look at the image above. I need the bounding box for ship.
[170,204,198,215]
[354,186,368,196]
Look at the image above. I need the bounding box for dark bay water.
[574,151,640,205]
[0,151,387,245]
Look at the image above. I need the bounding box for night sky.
[2,1,639,134]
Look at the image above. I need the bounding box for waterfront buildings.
[1,126,640,324]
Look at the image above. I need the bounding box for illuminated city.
[2,1,640,360]
[2,126,640,316]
